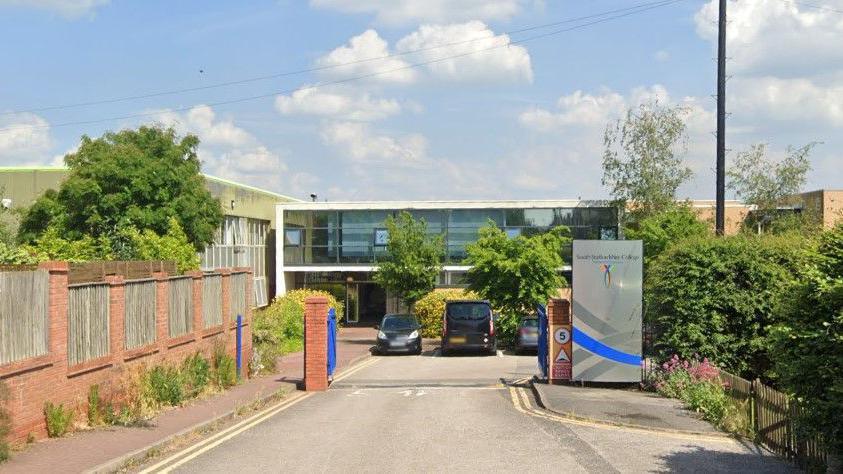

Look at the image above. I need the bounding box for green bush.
[120,218,200,272]
[771,225,843,455]
[280,288,344,323]
[0,241,38,265]
[181,352,211,398]
[87,385,103,427]
[211,342,237,389]
[1,381,10,463]
[23,226,113,263]
[624,204,709,271]
[44,402,74,438]
[413,288,479,338]
[146,365,184,406]
[647,234,811,380]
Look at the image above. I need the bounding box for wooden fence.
[67,283,110,366]
[168,277,193,337]
[124,279,157,350]
[68,260,177,285]
[202,274,222,328]
[0,270,49,365]
[719,371,827,471]
[231,272,247,320]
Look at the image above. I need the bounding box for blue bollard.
[236,314,243,378]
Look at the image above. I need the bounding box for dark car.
[375,314,422,355]
[441,300,496,355]
[515,316,539,354]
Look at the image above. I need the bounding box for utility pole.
[715,0,727,236]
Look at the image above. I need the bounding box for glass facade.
[282,206,618,266]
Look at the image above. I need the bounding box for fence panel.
[125,279,157,349]
[230,272,247,320]
[168,277,193,337]
[68,260,178,285]
[202,274,223,328]
[67,283,110,366]
[0,270,49,365]
[755,381,791,458]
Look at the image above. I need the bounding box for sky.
[1,0,841,202]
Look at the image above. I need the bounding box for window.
[284,229,302,246]
[600,226,618,240]
[505,227,521,239]
[373,228,389,246]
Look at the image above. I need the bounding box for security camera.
[310,193,317,202]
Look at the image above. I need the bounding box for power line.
[777,0,843,15]
[0,0,686,134]
[1,0,682,117]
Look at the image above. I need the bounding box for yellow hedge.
[413,288,478,338]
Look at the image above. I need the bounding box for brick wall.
[0,262,253,444]
[303,296,328,392]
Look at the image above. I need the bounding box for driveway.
[144,352,795,473]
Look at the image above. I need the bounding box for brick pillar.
[241,268,253,374]
[39,261,69,368]
[218,268,232,330]
[153,271,169,346]
[304,296,329,391]
[103,274,125,357]
[547,297,572,384]
[186,270,204,334]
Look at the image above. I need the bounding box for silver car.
[515,317,539,354]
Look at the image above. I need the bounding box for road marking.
[509,386,737,443]
[139,357,380,473]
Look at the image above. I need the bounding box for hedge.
[413,288,478,338]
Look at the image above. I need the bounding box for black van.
[441,300,496,355]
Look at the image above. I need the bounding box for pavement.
[531,382,722,434]
[140,351,795,473]
[0,327,376,474]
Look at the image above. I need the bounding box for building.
[0,166,299,306]
[275,200,619,325]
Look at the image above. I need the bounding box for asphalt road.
[150,352,795,473]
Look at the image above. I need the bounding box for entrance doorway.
[346,283,386,326]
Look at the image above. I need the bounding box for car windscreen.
[446,303,491,320]
[382,316,418,330]
[521,319,539,328]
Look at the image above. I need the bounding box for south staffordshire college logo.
[599,263,613,288]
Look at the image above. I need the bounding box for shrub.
[653,356,739,429]
[181,352,211,398]
[624,204,709,271]
[413,288,479,338]
[120,218,200,272]
[146,365,184,406]
[211,342,237,389]
[23,226,113,262]
[87,385,104,427]
[0,241,38,265]
[280,288,344,323]
[44,402,74,438]
[1,381,10,463]
[646,234,811,380]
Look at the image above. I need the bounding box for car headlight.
[377,330,387,339]
[408,330,419,339]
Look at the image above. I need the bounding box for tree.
[602,102,693,221]
[727,143,815,233]
[465,225,571,316]
[373,212,444,309]
[624,205,709,270]
[18,126,223,251]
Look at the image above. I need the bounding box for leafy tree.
[119,218,200,272]
[647,234,811,379]
[624,205,709,270]
[727,143,816,233]
[465,225,570,315]
[374,212,444,309]
[771,225,843,456]
[602,102,693,221]
[22,227,113,263]
[18,126,223,250]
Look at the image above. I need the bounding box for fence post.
[38,261,69,369]
[186,270,203,336]
[153,271,169,349]
[751,378,757,439]
[218,268,232,331]
[103,274,125,357]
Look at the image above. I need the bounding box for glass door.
[346,283,359,324]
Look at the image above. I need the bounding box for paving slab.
[532,381,721,434]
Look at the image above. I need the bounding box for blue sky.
[1,0,841,201]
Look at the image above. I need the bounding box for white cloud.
[275,87,402,121]
[0,0,110,18]
[316,30,416,84]
[0,113,52,166]
[320,121,428,164]
[730,76,843,127]
[395,21,532,83]
[309,0,528,26]
[654,50,670,62]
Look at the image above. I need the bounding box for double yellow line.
[508,385,735,443]
[139,357,380,473]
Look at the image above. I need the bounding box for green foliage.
[211,342,237,389]
[0,381,10,463]
[87,385,103,427]
[771,225,843,455]
[281,288,344,323]
[119,218,200,272]
[0,241,38,265]
[413,288,479,338]
[624,205,709,270]
[44,402,73,438]
[23,226,113,262]
[17,126,223,250]
[465,225,570,316]
[146,365,185,406]
[647,234,810,380]
[181,353,211,398]
[602,102,693,221]
[374,212,444,308]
